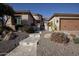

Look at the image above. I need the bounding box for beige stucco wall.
[48,17,60,31]
[21,14,34,26]
[22,15,28,20]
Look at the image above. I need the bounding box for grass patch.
[73,37,79,44]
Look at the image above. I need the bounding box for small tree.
[0,3,15,33]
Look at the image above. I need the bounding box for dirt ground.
[37,31,79,56]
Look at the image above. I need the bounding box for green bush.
[22,26,34,33]
[0,38,3,41]
[73,37,79,44]
[25,27,34,33]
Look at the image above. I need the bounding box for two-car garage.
[60,18,79,31]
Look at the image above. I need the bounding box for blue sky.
[9,3,79,18]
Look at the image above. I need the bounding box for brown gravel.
[50,32,70,43]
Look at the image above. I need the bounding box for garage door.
[60,18,79,31]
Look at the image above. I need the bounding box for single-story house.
[48,13,79,32]
[14,10,36,31]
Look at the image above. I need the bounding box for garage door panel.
[60,19,79,30]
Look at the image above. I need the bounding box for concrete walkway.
[6,33,40,56]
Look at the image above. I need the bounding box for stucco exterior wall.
[21,14,34,26]
[22,15,28,20]
[48,17,60,31]
[28,15,34,25]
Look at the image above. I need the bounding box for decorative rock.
[50,32,70,43]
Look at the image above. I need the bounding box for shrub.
[73,37,79,44]
[50,32,70,44]
[0,27,3,35]
[22,26,35,33]
[26,27,34,33]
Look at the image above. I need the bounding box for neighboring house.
[44,20,49,31]
[48,13,79,32]
[33,13,44,31]
[14,10,36,31]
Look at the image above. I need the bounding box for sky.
[9,3,79,18]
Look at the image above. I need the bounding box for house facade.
[48,13,79,32]
[33,14,44,31]
[14,11,36,32]
[0,4,45,33]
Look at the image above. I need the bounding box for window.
[15,16,22,25]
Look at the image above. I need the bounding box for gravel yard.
[0,32,29,56]
[37,31,79,56]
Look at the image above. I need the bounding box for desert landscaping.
[1,3,79,56]
[37,31,79,56]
